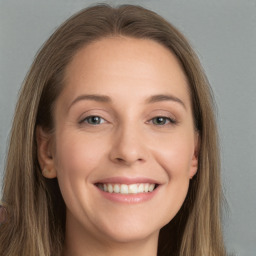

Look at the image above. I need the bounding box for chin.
[93,212,166,244]
[101,225,159,244]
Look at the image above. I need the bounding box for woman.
[0,4,226,256]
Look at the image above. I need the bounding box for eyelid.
[148,116,177,125]
[146,108,177,121]
[77,108,111,122]
[79,115,107,125]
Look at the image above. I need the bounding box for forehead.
[66,36,187,81]
[60,36,191,108]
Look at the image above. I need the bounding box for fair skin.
[37,37,199,256]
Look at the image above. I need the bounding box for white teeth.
[97,183,157,194]
[128,184,138,194]
[138,184,144,193]
[148,184,155,192]
[107,184,113,193]
[113,184,120,193]
[120,184,129,194]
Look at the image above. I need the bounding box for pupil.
[158,117,164,124]
[155,117,165,125]
[90,116,100,124]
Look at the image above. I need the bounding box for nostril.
[115,157,144,165]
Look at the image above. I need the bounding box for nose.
[109,123,148,166]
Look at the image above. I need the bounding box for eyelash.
[79,116,106,125]
[79,115,177,126]
[149,116,177,126]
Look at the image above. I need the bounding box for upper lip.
[94,176,161,185]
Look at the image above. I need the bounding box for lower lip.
[95,186,159,204]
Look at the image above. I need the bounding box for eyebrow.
[146,94,186,109]
[68,94,111,111]
[68,93,186,110]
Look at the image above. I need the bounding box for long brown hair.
[0,4,226,256]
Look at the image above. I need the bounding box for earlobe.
[190,132,200,179]
[42,167,57,179]
[36,126,57,179]
[189,159,198,179]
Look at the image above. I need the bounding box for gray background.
[0,0,255,255]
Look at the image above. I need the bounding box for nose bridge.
[110,120,147,165]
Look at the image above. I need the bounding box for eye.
[80,116,106,125]
[151,116,176,126]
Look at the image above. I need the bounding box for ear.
[189,132,200,179]
[36,126,57,179]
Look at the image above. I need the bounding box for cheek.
[152,134,194,178]
[52,131,108,213]
[54,132,102,173]
[151,138,192,224]
[53,131,108,199]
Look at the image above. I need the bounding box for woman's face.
[42,37,198,245]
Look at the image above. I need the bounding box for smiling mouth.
[96,183,158,194]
